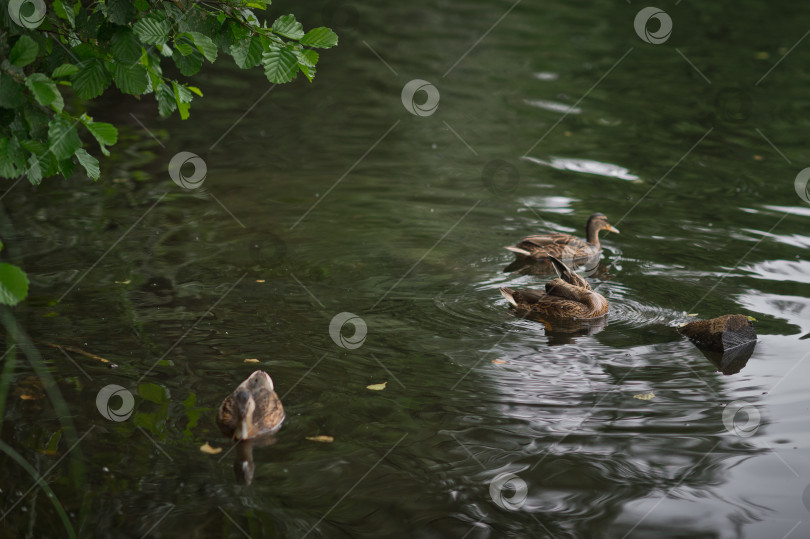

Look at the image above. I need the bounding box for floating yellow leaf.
[366,381,387,391]
[687,313,698,317]
[492,359,507,364]
[633,391,655,401]
[19,393,39,400]
[244,358,260,363]
[747,316,757,322]
[306,435,334,443]
[115,279,131,284]
[199,442,222,455]
[256,279,265,283]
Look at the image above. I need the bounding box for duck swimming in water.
[505,212,619,268]
[217,370,285,441]
[500,256,609,320]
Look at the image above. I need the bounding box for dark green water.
[3,0,810,537]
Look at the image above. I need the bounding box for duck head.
[585,213,619,244]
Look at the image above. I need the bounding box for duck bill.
[606,225,620,234]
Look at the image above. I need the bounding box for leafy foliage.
[0,0,338,186]
[0,0,337,305]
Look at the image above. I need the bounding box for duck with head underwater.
[217,370,285,441]
[505,212,619,270]
[500,256,609,321]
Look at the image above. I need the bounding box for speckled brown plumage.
[217,370,285,440]
[505,212,619,264]
[500,257,609,320]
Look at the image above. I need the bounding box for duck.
[505,212,619,267]
[500,256,609,320]
[217,370,285,441]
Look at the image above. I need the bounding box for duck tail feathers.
[500,287,518,307]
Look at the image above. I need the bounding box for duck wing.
[216,395,237,438]
[251,388,285,437]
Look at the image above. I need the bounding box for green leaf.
[72,59,111,100]
[272,14,304,40]
[107,0,136,25]
[0,138,27,178]
[230,36,263,69]
[53,0,75,27]
[156,83,176,117]
[133,17,170,46]
[47,118,82,161]
[25,74,63,112]
[262,45,299,83]
[187,86,203,97]
[83,120,118,156]
[0,263,29,306]
[111,29,142,65]
[172,36,203,76]
[172,82,193,120]
[187,31,217,62]
[300,27,339,48]
[0,73,24,108]
[58,157,75,178]
[112,62,148,95]
[26,154,42,185]
[297,49,319,82]
[74,148,99,180]
[52,64,79,78]
[10,36,39,68]
[138,383,168,404]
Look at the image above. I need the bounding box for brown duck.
[500,256,609,320]
[217,370,285,440]
[505,212,619,266]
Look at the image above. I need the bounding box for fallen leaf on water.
[633,391,655,401]
[747,316,757,322]
[306,435,334,443]
[19,394,40,400]
[256,279,265,283]
[200,442,222,455]
[753,155,764,161]
[492,359,507,364]
[366,381,387,391]
[687,313,698,317]
[115,279,131,284]
[244,358,260,363]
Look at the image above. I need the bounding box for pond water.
[2,0,810,537]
